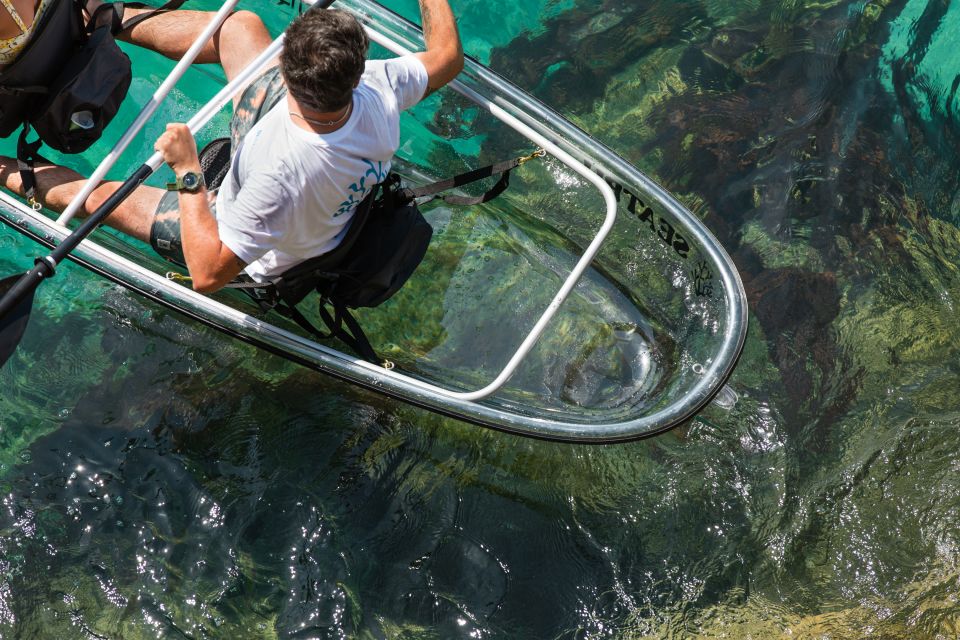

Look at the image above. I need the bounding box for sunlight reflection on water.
[1,0,960,637]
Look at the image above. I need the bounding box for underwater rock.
[747,268,843,422]
[487,0,706,114]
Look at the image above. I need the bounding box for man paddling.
[0,1,462,293]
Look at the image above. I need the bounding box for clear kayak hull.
[0,0,748,442]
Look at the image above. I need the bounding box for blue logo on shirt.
[334,159,387,217]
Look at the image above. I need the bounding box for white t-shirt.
[216,55,429,281]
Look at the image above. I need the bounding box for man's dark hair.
[280,9,369,113]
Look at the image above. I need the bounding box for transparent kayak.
[0,0,748,442]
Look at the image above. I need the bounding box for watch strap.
[166,171,206,192]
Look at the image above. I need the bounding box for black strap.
[79,0,189,34]
[116,0,189,32]
[279,302,332,339]
[279,299,380,364]
[438,171,511,206]
[81,0,116,29]
[248,267,381,363]
[318,302,380,363]
[16,125,50,206]
[232,278,281,314]
[403,156,522,206]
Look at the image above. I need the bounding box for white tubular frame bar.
[148,38,285,168]
[57,0,243,225]
[352,25,619,402]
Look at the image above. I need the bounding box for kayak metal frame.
[0,0,749,442]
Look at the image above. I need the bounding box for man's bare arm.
[155,124,245,293]
[176,188,246,293]
[413,0,463,96]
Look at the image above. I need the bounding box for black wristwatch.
[166,171,206,193]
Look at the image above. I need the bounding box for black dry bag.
[0,0,82,138]
[31,3,132,154]
[0,0,184,154]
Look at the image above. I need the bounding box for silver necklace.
[290,100,352,128]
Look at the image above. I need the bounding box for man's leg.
[0,158,163,243]
[118,9,276,105]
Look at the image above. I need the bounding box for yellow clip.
[165,271,193,283]
[28,197,42,212]
[382,359,395,370]
[517,148,546,166]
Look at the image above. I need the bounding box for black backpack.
[238,175,434,365]
[270,175,433,310]
[0,0,85,140]
[0,0,183,201]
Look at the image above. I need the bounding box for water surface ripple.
[2,0,960,637]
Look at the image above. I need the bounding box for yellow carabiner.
[28,197,42,212]
[517,148,546,166]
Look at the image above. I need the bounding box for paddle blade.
[0,272,35,366]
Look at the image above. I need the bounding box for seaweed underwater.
[430,0,960,634]
[1,0,960,638]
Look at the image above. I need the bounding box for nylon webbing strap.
[404,156,522,206]
[16,125,50,207]
[441,171,511,206]
[118,0,189,32]
[280,300,380,364]
[283,303,332,340]
[318,302,379,364]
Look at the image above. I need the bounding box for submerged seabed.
[1,0,960,637]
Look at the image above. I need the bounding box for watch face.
[182,173,200,189]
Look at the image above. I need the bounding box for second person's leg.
[118,9,276,105]
[0,159,163,242]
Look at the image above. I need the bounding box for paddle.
[0,164,151,365]
[0,273,32,365]
[0,0,337,366]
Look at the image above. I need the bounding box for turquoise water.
[2,0,960,637]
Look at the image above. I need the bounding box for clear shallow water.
[2,0,960,638]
